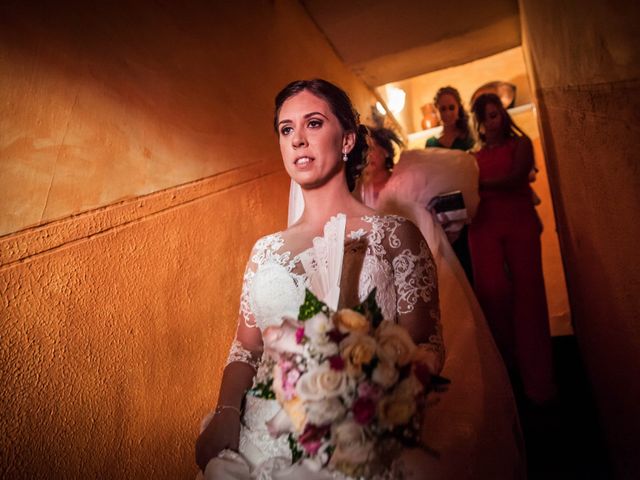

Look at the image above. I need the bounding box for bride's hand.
[195,408,242,472]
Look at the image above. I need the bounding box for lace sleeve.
[386,218,444,374]
[224,244,264,371]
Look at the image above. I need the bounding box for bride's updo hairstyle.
[274,79,369,192]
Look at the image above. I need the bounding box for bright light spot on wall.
[375,102,387,115]
[386,86,406,115]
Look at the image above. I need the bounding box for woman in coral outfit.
[469,93,556,406]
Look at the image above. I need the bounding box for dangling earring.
[342,151,348,162]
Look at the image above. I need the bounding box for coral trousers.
[469,197,555,404]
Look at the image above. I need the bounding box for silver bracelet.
[214,404,242,417]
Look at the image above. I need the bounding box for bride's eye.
[307,119,323,129]
[280,125,293,136]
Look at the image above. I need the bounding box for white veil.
[287,180,304,227]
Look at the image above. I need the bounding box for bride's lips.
[294,156,314,169]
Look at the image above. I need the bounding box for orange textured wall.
[520,0,640,477]
[1,165,289,478]
[0,0,382,477]
[0,0,378,236]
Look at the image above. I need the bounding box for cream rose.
[340,334,377,378]
[296,363,349,401]
[377,380,419,428]
[333,309,369,334]
[329,419,374,474]
[371,359,399,389]
[267,397,307,435]
[375,320,417,366]
[305,397,346,425]
[395,375,424,398]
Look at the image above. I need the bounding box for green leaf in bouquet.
[247,378,276,399]
[353,288,384,328]
[288,433,304,463]
[299,288,329,321]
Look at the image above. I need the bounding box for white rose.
[376,320,416,366]
[305,397,346,425]
[304,312,339,357]
[371,360,399,389]
[296,363,349,401]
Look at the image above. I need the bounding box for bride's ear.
[342,131,356,153]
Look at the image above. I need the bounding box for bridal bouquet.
[249,288,441,478]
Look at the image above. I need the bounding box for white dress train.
[375,148,526,479]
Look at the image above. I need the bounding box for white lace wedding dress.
[203,214,445,480]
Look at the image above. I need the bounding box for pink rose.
[299,424,330,455]
[283,367,301,400]
[263,319,305,358]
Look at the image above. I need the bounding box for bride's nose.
[292,130,307,148]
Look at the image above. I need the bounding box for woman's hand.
[195,408,242,472]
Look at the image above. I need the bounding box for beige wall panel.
[536,82,640,476]
[0,0,378,236]
[0,168,290,478]
[520,0,640,476]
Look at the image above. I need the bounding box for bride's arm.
[195,250,264,471]
[389,219,444,374]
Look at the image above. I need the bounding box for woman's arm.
[195,247,264,472]
[195,325,261,471]
[480,136,534,190]
[389,219,444,374]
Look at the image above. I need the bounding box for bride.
[195,79,522,479]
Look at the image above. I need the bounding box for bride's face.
[277,90,352,189]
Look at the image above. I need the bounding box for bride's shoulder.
[366,213,412,227]
[249,230,286,256]
[365,213,422,239]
